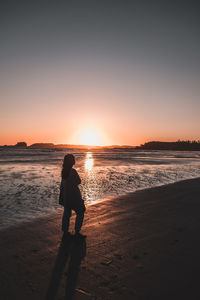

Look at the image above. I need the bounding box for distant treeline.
[137,140,200,151]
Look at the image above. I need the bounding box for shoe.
[63,231,72,238]
[74,232,87,239]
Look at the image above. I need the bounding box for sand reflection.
[85,152,93,171]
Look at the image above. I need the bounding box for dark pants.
[62,205,85,233]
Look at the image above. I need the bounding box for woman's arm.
[71,168,81,185]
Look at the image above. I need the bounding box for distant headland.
[1,140,200,151]
[136,140,200,151]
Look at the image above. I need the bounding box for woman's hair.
[61,154,75,179]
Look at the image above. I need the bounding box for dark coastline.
[1,139,200,151]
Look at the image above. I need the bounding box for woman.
[59,154,86,237]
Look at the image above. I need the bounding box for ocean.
[0,148,200,229]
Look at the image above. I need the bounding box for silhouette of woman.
[59,154,86,237]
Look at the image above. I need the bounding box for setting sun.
[69,125,111,146]
[79,129,100,146]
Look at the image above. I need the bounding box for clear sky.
[1,0,200,146]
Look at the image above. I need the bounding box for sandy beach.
[1,177,200,300]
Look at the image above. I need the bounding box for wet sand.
[1,178,200,300]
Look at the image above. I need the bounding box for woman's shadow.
[46,234,86,300]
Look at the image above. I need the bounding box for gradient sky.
[1,0,200,146]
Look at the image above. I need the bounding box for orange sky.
[1,59,199,147]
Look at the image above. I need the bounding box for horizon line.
[1,139,200,148]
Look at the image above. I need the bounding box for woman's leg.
[62,207,71,232]
[74,205,85,234]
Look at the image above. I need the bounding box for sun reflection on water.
[85,152,93,171]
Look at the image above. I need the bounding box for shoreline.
[1,176,200,233]
[1,177,200,299]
